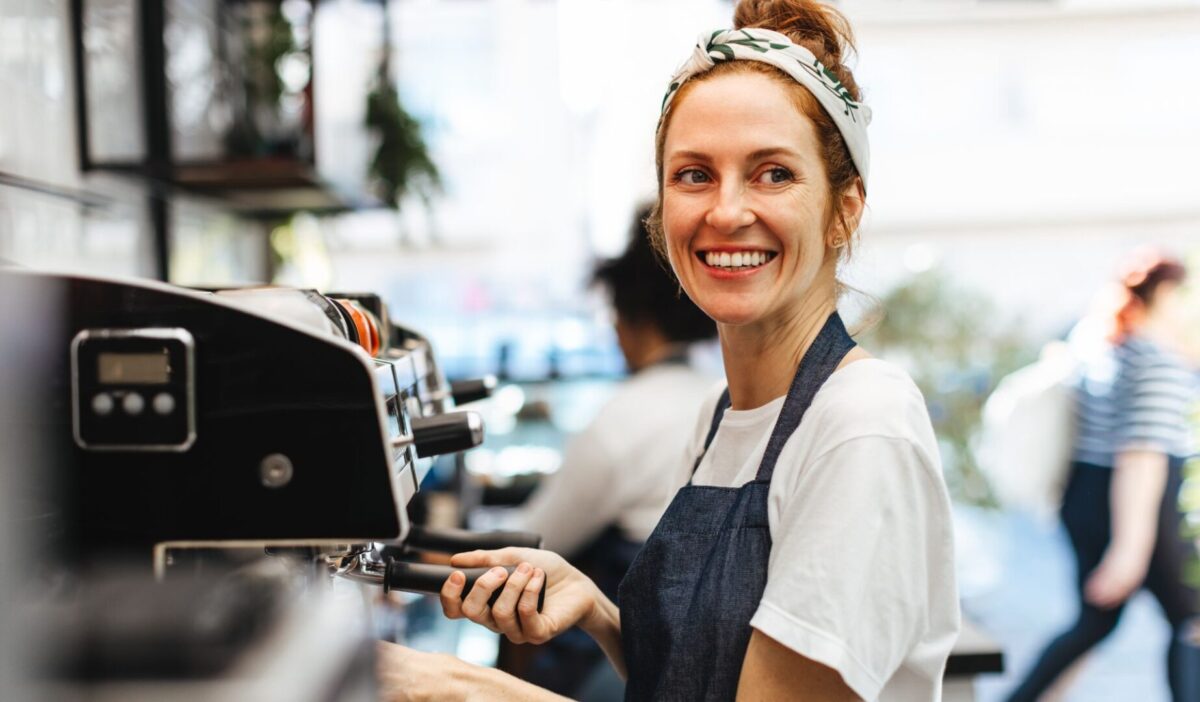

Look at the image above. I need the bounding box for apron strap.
[755,312,856,482]
[691,387,731,476]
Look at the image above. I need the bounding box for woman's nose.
[704,183,755,233]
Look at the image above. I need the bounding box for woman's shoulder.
[801,358,938,455]
[820,357,927,413]
[591,365,717,442]
[1119,334,1194,372]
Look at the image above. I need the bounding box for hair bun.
[733,0,858,97]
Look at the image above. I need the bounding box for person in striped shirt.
[1009,251,1199,701]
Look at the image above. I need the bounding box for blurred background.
[2,0,1199,699]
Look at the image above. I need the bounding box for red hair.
[1106,249,1187,343]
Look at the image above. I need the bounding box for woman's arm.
[1084,449,1169,608]
[581,589,626,679]
[735,631,860,701]
[377,643,570,702]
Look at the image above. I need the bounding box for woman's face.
[661,71,845,329]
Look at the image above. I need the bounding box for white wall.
[338,0,1200,346]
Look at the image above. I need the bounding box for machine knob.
[449,376,497,405]
[395,411,484,458]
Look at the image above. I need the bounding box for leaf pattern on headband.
[660,81,682,112]
[659,27,870,186]
[718,30,789,54]
[699,30,864,123]
[797,59,864,123]
[710,31,864,122]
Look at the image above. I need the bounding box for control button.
[152,392,175,416]
[122,392,145,416]
[91,393,114,416]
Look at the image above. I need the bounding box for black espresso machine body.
[10,268,415,562]
[7,268,531,701]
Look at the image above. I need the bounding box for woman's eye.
[757,167,793,184]
[676,169,710,185]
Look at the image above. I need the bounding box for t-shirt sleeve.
[749,435,955,701]
[1114,354,1194,455]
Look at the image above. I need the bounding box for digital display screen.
[98,352,170,385]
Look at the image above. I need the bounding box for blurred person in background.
[1008,251,1200,701]
[504,205,717,699]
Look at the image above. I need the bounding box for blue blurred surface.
[957,506,1172,702]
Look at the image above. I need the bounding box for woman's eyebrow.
[666,147,803,163]
[747,147,802,161]
[666,150,713,163]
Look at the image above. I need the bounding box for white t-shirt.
[514,362,717,556]
[680,359,960,702]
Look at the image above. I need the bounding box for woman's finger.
[459,566,509,629]
[439,570,466,619]
[517,568,549,643]
[449,547,521,569]
[491,562,534,642]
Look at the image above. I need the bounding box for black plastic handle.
[449,376,497,405]
[384,560,545,612]
[410,411,484,458]
[404,525,544,553]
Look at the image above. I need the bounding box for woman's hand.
[439,547,601,645]
[376,641,573,701]
[1087,449,1169,609]
[376,642,466,702]
[1085,547,1149,609]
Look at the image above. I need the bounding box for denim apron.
[617,312,855,701]
[523,349,693,699]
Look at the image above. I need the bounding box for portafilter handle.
[384,561,545,613]
[392,411,484,458]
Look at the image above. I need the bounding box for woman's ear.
[827,178,865,248]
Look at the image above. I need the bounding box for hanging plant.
[364,67,441,209]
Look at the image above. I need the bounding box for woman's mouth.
[697,250,777,272]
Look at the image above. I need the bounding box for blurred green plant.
[857,269,1038,506]
[365,69,441,209]
[1181,403,1200,589]
[224,2,302,157]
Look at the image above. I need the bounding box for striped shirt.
[1072,334,1199,467]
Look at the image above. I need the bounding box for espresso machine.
[3,268,536,701]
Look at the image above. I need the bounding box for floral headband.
[661,28,871,188]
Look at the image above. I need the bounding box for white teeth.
[702,250,773,270]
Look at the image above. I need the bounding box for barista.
[379,2,960,699]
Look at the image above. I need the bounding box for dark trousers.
[1007,460,1200,701]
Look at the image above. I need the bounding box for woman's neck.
[718,290,839,410]
[1137,315,1186,357]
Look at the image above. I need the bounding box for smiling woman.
[378,2,960,701]
[658,70,853,336]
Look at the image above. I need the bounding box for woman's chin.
[699,303,764,328]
